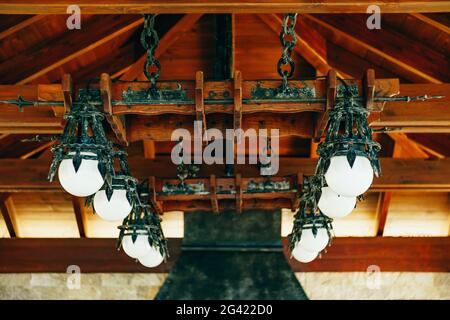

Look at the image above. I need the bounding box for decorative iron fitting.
[120,84,188,105]
[246,179,291,193]
[161,181,207,195]
[251,81,316,100]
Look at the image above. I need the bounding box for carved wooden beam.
[100,73,128,145]
[1,1,449,14]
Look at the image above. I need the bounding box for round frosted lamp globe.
[93,189,132,222]
[325,155,374,197]
[121,234,152,259]
[139,247,164,268]
[318,186,356,218]
[292,243,318,263]
[298,227,329,252]
[58,152,104,197]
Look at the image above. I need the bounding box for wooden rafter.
[0,194,19,238]
[119,14,203,81]
[0,237,448,272]
[0,158,449,193]
[0,14,45,41]
[302,14,444,83]
[19,141,54,159]
[1,1,449,14]
[410,13,450,34]
[3,16,144,84]
[71,197,88,238]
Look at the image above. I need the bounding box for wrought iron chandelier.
[0,13,441,267]
[283,15,380,264]
[46,14,169,269]
[289,175,333,263]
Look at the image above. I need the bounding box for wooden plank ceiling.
[0,11,449,271]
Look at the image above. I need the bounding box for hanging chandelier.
[316,83,381,198]
[47,88,114,197]
[282,15,380,263]
[46,14,170,268]
[118,182,168,268]
[289,175,333,263]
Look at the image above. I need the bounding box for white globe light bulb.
[292,243,318,263]
[318,186,356,218]
[325,155,374,197]
[298,227,329,252]
[93,189,132,222]
[58,152,104,197]
[138,247,164,268]
[121,234,152,259]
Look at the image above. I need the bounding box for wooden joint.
[314,69,336,142]
[210,174,219,213]
[291,173,303,211]
[149,176,163,215]
[100,73,128,146]
[195,71,207,142]
[364,69,376,110]
[233,71,242,143]
[235,173,242,213]
[61,74,73,115]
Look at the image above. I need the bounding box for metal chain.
[277,13,298,90]
[141,14,161,88]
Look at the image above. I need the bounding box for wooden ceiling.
[0,4,449,272]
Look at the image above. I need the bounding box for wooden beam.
[410,13,450,34]
[0,194,19,238]
[373,83,450,129]
[19,141,54,159]
[195,71,206,138]
[0,81,448,136]
[387,133,429,158]
[284,237,450,272]
[313,69,336,141]
[8,16,144,85]
[71,197,88,238]
[143,140,156,159]
[209,174,219,213]
[375,192,392,237]
[1,1,449,14]
[0,158,449,193]
[0,15,45,41]
[100,73,128,145]
[233,71,242,140]
[0,237,448,272]
[302,14,444,83]
[407,133,450,158]
[120,14,203,81]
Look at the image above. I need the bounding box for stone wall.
[0,272,448,300]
